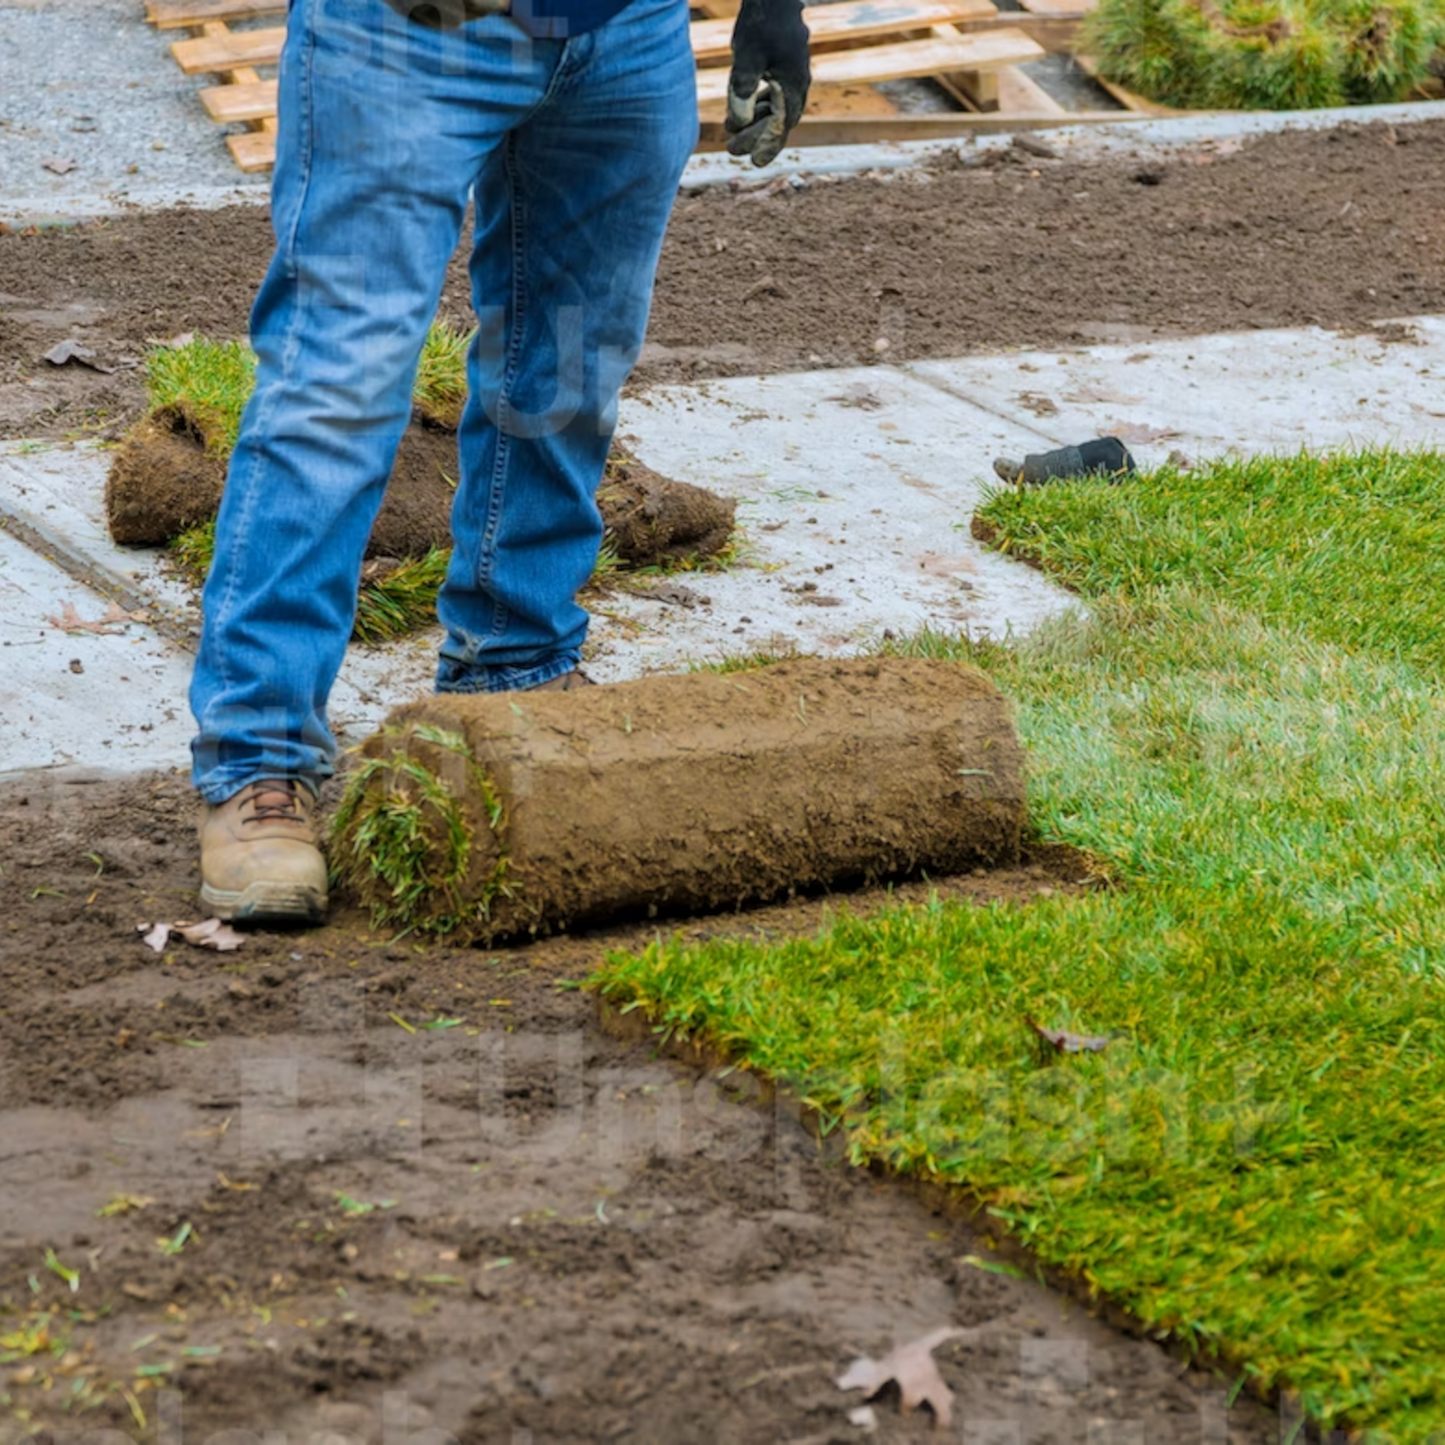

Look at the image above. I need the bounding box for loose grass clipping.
[1084,0,1445,109]
[330,657,1026,943]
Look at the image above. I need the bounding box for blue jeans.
[189,0,696,803]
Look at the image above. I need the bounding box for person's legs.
[190,0,565,918]
[435,0,697,693]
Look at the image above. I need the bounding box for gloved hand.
[726,0,810,168]
[383,0,508,26]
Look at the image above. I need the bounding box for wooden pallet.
[146,0,282,171]
[147,0,1115,171]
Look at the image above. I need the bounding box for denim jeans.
[189,0,696,803]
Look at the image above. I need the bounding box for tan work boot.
[199,779,328,926]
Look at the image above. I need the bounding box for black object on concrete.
[992,436,1137,486]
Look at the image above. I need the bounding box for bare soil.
[0,771,1281,1445]
[3,119,1443,440]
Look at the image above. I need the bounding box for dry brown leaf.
[836,1327,959,1428]
[175,919,247,952]
[48,601,145,635]
[1026,1016,1111,1054]
[136,919,246,953]
[138,922,170,953]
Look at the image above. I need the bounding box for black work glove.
[726,0,810,168]
[383,0,508,26]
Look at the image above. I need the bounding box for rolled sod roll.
[330,657,1026,942]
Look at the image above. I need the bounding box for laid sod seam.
[593,449,1445,1443]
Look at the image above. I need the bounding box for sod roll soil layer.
[106,411,736,569]
[331,657,1026,941]
[105,405,460,555]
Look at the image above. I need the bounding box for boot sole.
[201,880,328,927]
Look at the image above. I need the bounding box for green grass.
[980,449,1445,669]
[593,449,1445,1441]
[145,336,257,453]
[172,523,451,644]
[1085,0,1445,109]
[146,324,470,450]
[330,722,510,933]
[412,321,473,430]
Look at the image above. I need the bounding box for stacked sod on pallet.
[1085,0,1445,109]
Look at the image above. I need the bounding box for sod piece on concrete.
[331,657,1026,941]
[597,453,738,568]
[106,403,460,557]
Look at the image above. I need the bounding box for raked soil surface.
[0,771,1282,1445]
[2,118,1443,439]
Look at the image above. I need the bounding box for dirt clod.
[599,452,737,567]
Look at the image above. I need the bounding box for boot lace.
[240,780,309,827]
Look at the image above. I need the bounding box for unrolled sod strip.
[330,657,1027,942]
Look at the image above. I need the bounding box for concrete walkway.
[3,316,1442,779]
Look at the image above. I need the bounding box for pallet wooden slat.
[696,107,1137,146]
[995,65,1066,113]
[228,128,278,171]
[692,0,996,64]
[695,29,1043,104]
[199,77,277,123]
[172,23,284,71]
[178,0,1006,74]
[932,23,998,111]
[1017,0,1095,16]
[147,0,282,28]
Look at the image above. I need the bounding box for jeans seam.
[278,0,317,275]
[474,133,532,644]
[205,1,316,751]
